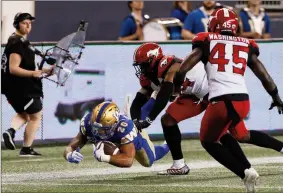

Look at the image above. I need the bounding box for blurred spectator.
[239,0,271,39]
[118,1,144,41]
[168,1,191,40]
[182,0,216,40]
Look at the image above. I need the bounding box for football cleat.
[157,164,190,175]
[19,148,42,157]
[243,168,259,193]
[3,129,16,150]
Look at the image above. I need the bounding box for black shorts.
[6,96,43,114]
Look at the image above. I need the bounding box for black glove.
[269,98,283,114]
[133,117,153,132]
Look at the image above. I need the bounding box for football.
[96,141,120,155]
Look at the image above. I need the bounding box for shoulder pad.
[192,32,209,43]
[157,55,179,78]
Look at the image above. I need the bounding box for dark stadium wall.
[30,1,283,42]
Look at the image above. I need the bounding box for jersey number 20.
[209,43,249,76]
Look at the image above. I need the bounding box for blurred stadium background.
[1,1,283,192]
[2,1,283,42]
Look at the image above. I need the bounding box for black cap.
[14,13,35,23]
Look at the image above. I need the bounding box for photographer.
[1,13,53,156]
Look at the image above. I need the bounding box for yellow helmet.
[90,101,120,140]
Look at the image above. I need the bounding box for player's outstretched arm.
[130,88,152,121]
[134,62,182,130]
[140,91,158,120]
[147,63,180,119]
[64,132,87,163]
[248,54,283,113]
[93,142,136,168]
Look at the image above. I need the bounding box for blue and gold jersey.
[80,113,144,150]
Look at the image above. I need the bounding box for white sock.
[172,158,185,168]
[280,147,283,154]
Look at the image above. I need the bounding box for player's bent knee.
[161,113,177,127]
[230,130,250,143]
[140,159,153,167]
[137,155,154,167]
[200,133,214,143]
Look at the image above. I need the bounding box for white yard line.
[6,146,264,163]
[2,182,283,190]
[2,156,283,183]
[6,157,60,163]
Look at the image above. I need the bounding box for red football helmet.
[133,43,164,80]
[208,8,238,35]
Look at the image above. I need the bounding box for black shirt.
[1,34,43,97]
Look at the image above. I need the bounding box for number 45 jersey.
[192,32,259,100]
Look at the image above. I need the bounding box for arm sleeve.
[130,92,149,120]
[247,40,260,67]
[140,97,156,120]
[9,40,24,56]
[192,32,207,50]
[148,82,174,121]
[250,40,260,56]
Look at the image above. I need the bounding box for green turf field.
[2,136,283,193]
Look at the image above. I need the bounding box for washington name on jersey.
[192,32,260,100]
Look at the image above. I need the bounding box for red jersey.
[192,32,259,100]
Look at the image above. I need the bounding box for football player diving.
[63,101,169,168]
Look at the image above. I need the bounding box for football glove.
[133,117,152,132]
[66,148,83,164]
[269,98,283,114]
[93,142,110,163]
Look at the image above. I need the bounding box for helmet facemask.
[90,122,117,141]
[133,60,151,80]
[133,59,160,86]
